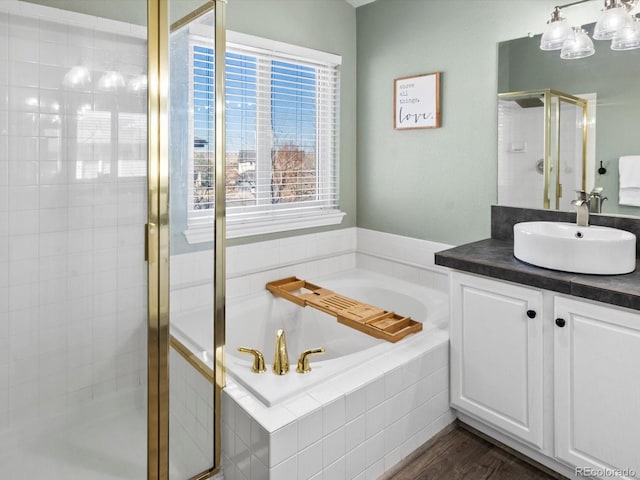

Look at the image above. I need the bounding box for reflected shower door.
[1,1,150,478]
[557,99,586,211]
[498,90,587,211]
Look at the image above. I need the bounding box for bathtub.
[173,266,453,478]
[171,268,449,406]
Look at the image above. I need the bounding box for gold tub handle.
[296,348,326,374]
[237,347,267,373]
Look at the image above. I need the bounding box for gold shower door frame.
[498,89,588,210]
[147,1,226,479]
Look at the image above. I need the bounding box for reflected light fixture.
[540,0,640,57]
[127,74,148,93]
[63,65,91,88]
[97,70,125,92]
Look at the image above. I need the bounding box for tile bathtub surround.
[1,3,148,428]
[169,348,215,475]
[221,338,454,480]
[171,227,454,308]
[171,227,457,478]
[355,228,452,294]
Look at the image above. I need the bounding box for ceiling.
[346,0,377,7]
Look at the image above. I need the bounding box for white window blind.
[186,33,343,241]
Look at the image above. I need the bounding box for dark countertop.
[435,238,640,311]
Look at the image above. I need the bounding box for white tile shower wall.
[497,103,544,209]
[356,228,452,293]
[0,2,148,428]
[221,341,454,480]
[169,348,215,474]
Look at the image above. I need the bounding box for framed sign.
[394,72,441,130]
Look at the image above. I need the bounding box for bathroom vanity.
[436,206,640,480]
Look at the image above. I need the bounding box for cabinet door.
[554,297,640,477]
[450,272,544,449]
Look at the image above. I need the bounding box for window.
[185,32,343,242]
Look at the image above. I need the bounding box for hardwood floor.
[385,424,563,480]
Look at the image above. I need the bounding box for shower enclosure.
[498,89,588,211]
[1,0,225,478]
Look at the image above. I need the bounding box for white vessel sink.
[513,221,637,275]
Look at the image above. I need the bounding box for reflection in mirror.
[497,22,640,217]
[498,90,588,211]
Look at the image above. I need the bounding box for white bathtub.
[171,268,449,406]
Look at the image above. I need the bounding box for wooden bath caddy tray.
[266,276,422,343]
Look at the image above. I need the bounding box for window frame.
[184,30,344,244]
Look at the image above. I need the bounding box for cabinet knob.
[526,310,536,319]
[555,318,566,328]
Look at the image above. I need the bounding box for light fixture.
[97,70,125,92]
[594,0,633,40]
[561,26,596,58]
[541,7,573,50]
[540,0,640,58]
[611,15,640,49]
[63,65,91,89]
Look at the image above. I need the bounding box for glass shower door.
[167,2,222,478]
[1,0,150,478]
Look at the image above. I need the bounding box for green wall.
[355,0,566,246]
[501,26,640,217]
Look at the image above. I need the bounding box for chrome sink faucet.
[571,190,590,227]
[588,187,608,214]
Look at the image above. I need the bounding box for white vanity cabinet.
[450,271,544,449]
[554,296,640,478]
[450,271,640,479]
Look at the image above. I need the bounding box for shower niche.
[498,89,592,211]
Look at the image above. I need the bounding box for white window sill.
[184,211,346,244]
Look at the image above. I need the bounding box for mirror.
[497,22,640,217]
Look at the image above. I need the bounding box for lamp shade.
[611,16,640,49]
[560,27,596,59]
[540,8,572,50]
[594,3,633,40]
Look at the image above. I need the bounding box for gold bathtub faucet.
[296,348,325,374]
[237,347,266,373]
[273,329,290,375]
